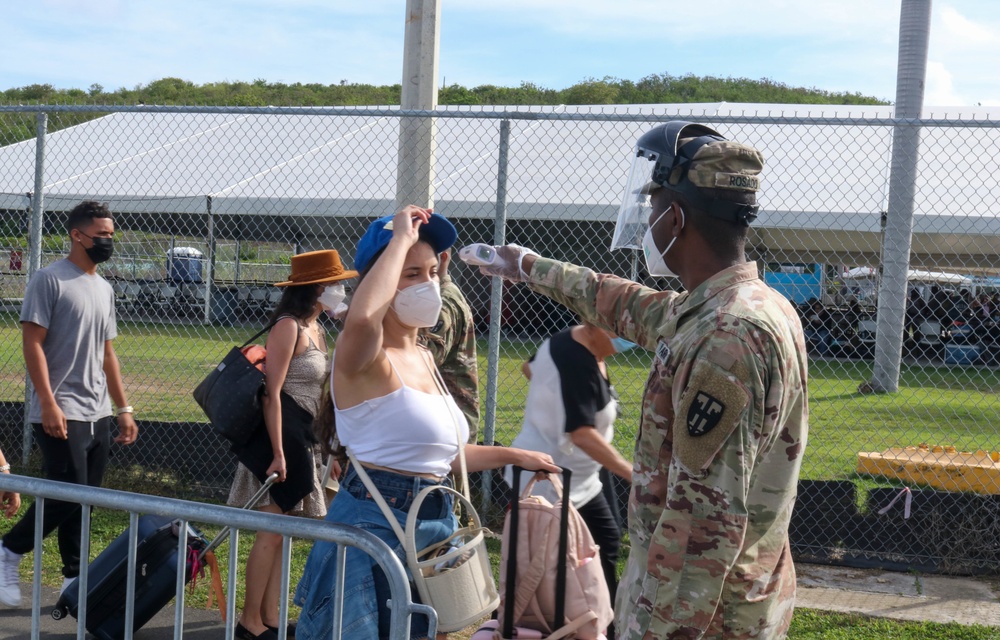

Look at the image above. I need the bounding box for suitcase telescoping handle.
[503,467,572,639]
[201,472,279,558]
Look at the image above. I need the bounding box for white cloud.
[927,3,1000,106]
[924,61,964,107]
[938,5,993,44]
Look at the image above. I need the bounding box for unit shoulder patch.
[674,360,751,472]
[687,391,726,436]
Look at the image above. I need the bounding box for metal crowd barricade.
[0,474,436,640]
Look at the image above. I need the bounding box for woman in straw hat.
[230,249,356,640]
[294,207,559,639]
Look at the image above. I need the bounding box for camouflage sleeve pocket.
[673,359,751,473]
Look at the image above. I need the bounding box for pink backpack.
[497,469,613,639]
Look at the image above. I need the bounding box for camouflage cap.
[680,137,765,193]
[641,138,765,194]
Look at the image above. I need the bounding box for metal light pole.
[396,0,440,210]
[867,0,932,393]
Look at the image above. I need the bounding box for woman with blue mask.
[295,206,559,640]
[504,322,634,639]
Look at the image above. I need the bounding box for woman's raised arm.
[336,206,431,376]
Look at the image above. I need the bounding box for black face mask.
[80,232,114,264]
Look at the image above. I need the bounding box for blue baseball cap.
[353,212,458,273]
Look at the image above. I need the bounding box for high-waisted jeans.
[295,466,457,640]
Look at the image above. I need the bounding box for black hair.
[65,201,113,233]
[268,282,322,325]
[314,379,344,463]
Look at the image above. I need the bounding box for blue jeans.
[295,467,456,640]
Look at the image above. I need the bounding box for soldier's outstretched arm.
[525,257,677,351]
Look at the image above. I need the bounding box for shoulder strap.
[246,316,301,352]
[545,611,599,640]
[239,320,276,349]
[421,350,471,502]
[383,350,406,387]
[346,451,408,543]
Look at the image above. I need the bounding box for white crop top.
[332,350,469,477]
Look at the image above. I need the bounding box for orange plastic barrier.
[857,444,1000,495]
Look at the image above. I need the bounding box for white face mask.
[318,284,346,312]
[392,281,442,328]
[642,206,685,278]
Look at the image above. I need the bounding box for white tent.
[1,103,998,267]
[842,267,972,285]
[842,267,877,279]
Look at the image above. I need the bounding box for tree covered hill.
[0,74,887,146]
[2,73,888,107]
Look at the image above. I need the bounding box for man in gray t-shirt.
[0,201,138,607]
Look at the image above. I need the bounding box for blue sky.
[2,1,998,106]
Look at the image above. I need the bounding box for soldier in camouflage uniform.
[424,248,480,443]
[465,122,809,639]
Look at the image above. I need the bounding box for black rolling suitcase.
[53,473,277,640]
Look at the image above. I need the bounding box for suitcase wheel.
[51,604,67,620]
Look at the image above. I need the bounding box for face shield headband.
[610,122,758,251]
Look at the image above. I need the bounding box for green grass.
[12,496,310,619]
[787,610,1000,639]
[11,505,1000,638]
[3,315,1000,633]
[3,314,1000,484]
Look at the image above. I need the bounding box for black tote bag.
[193,324,272,446]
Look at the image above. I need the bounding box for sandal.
[264,621,297,637]
[235,621,279,640]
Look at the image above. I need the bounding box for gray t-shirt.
[20,259,118,422]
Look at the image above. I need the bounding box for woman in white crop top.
[295,206,559,640]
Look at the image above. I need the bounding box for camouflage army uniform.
[527,257,809,640]
[424,272,481,442]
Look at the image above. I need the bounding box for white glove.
[459,243,539,282]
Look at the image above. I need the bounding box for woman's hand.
[0,490,19,518]
[266,453,287,483]
[391,205,432,249]
[329,458,343,480]
[515,449,560,474]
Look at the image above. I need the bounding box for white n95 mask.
[318,284,347,312]
[642,207,685,278]
[393,281,442,328]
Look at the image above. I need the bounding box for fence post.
[482,119,511,510]
[234,238,242,283]
[204,196,215,324]
[23,112,48,464]
[869,0,931,393]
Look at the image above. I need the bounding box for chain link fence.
[1,104,999,574]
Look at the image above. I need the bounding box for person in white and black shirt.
[506,323,633,637]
